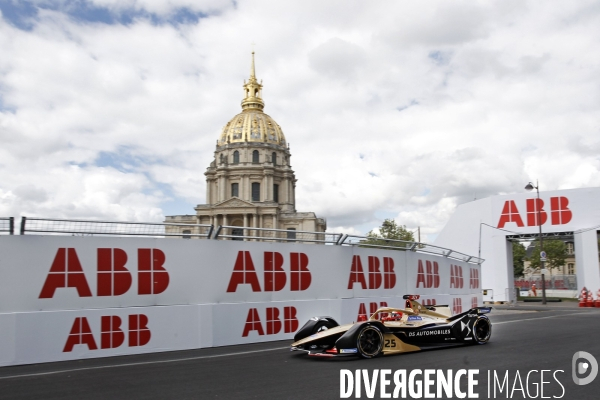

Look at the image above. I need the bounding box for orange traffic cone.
[596,290,600,308]
[579,287,588,307]
[587,290,595,307]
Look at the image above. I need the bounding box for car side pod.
[293,316,340,342]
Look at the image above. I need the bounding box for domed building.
[165,53,326,237]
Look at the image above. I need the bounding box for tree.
[527,239,567,273]
[512,242,526,277]
[363,219,415,247]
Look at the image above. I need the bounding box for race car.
[290,295,492,358]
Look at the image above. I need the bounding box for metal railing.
[19,217,213,239]
[0,217,14,235]
[6,216,483,263]
[214,225,343,244]
[339,234,484,264]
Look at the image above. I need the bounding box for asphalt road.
[1,305,599,400]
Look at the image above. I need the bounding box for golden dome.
[219,110,286,146]
[218,52,287,147]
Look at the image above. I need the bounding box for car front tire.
[356,325,383,358]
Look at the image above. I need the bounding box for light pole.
[525,180,547,305]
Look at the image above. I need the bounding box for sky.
[0,0,599,242]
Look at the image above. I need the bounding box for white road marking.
[493,311,591,325]
[0,346,289,380]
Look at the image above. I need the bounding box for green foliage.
[512,242,526,277]
[527,239,567,272]
[363,219,415,247]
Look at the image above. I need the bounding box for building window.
[252,182,260,201]
[232,228,243,241]
[252,150,259,163]
[272,152,277,165]
[233,151,239,164]
[566,242,574,255]
[231,183,239,197]
[287,228,296,240]
[568,263,575,274]
[182,230,191,239]
[273,184,279,202]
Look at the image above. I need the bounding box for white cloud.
[1,0,599,237]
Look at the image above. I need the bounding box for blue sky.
[1,0,599,240]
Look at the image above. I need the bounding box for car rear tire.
[473,317,492,344]
[356,325,383,358]
[312,320,336,334]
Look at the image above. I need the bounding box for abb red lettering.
[551,197,572,225]
[453,298,462,315]
[40,248,93,298]
[290,253,311,291]
[101,316,125,349]
[497,200,525,228]
[138,249,169,295]
[129,314,151,347]
[450,265,464,288]
[264,252,286,291]
[383,257,396,289]
[471,297,478,309]
[416,260,440,288]
[227,251,261,292]
[242,307,298,337]
[357,302,388,321]
[266,307,282,335]
[368,256,382,289]
[242,308,264,336]
[526,198,547,226]
[98,248,131,296]
[348,255,367,289]
[469,268,480,289]
[422,299,437,306]
[64,314,151,352]
[357,303,368,321]
[348,256,396,290]
[499,196,573,228]
[63,317,97,352]
[41,248,170,298]
[227,251,311,292]
[284,306,299,333]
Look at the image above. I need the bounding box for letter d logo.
[572,351,598,385]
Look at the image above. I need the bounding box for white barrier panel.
[0,294,485,366]
[1,305,201,366]
[0,236,480,313]
[0,236,482,366]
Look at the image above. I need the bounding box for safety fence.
[18,217,213,238]
[515,275,578,290]
[5,216,483,264]
[0,217,14,235]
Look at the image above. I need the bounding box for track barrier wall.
[0,236,481,366]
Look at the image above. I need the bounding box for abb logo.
[39,248,169,298]
[227,251,311,292]
[242,306,298,336]
[453,298,462,315]
[357,301,388,321]
[64,314,150,352]
[471,297,478,309]
[422,299,436,306]
[497,197,572,228]
[469,268,480,289]
[416,260,440,288]
[347,256,396,290]
[450,265,464,289]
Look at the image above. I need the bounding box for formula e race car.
[290,295,492,358]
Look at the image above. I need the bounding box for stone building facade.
[165,53,326,237]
